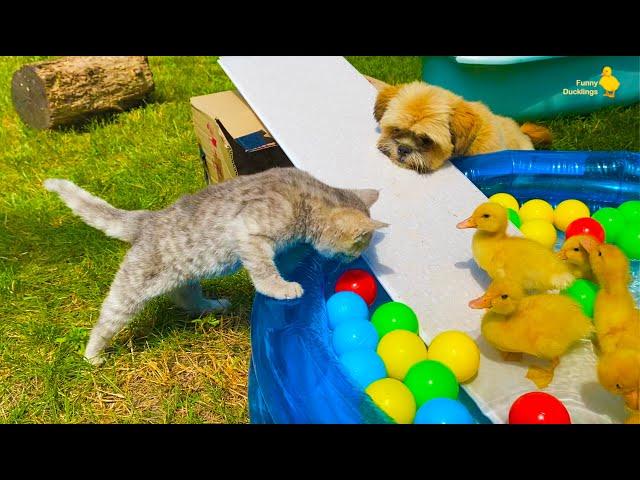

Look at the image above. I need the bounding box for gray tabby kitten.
[44,168,387,365]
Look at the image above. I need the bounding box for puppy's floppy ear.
[350,188,380,208]
[450,100,482,156]
[374,84,401,122]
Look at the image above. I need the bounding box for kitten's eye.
[482,214,490,219]
[501,294,508,300]
[573,248,580,252]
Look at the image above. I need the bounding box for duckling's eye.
[573,248,580,252]
[482,214,490,219]
[616,384,622,389]
[501,294,508,300]
[598,251,602,257]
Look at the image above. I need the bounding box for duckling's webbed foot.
[525,357,560,389]
[500,351,523,362]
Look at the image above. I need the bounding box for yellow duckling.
[457,203,575,291]
[557,235,595,281]
[469,280,594,388]
[580,236,640,411]
[599,66,620,98]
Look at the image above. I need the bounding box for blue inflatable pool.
[248,150,640,424]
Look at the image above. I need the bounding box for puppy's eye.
[482,214,490,219]
[501,294,508,300]
[418,135,433,146]
[390,127,401,135]
[573,248,580,252]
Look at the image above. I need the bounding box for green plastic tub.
[421,56,640,120]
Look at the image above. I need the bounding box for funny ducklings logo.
[563,66,621,98]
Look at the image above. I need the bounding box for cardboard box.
[191,90,293,184]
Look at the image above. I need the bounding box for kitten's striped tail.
[44,179,148,243]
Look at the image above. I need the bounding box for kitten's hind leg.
[168,281,231,317]
[84,252,175,365]
[239,237,303,300]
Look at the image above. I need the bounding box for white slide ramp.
[219,56,626,424]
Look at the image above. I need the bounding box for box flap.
[191,90,270,139]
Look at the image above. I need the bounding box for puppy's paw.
[260,281,304,300]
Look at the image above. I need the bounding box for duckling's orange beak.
[456,216,477,229]
[624,390,639,410]
[469,293,492,309]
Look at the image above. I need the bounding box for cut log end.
[12,66,52,130]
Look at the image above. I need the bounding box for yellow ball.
[519,199,554,223]
[365,378,416,424]
[427,330,480,383]
[377,330,428,380]
[520,219,558,249]
[488,193,519,213]
[553,199,590,232]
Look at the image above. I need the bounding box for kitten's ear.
[366,219,390,231]
[374,84,401,123]
[450,100,482,156]
[350,188,380,208]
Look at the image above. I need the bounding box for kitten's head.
[315,189,387,261]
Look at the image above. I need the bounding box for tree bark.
[11,56,155,130]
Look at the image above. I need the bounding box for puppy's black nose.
[398,145,412,157]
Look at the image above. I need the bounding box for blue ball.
[326,291,369,330]
[339,349,387,390]
[414,398,474,424]
[332,320,379,356]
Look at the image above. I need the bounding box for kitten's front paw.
[84,353,106,366]
[197,298,231,316]
[261,281,304,300]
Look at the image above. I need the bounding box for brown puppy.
[373,80,552,173]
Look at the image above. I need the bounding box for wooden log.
[11,56,155,130]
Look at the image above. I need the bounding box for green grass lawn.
[0,56,638,423]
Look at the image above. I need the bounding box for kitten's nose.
[398,145,412,157]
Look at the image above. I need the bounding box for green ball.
[507,208,522,228]
[561,279,599,318]
[592,207,625,243]
[403,360,459,407]
[617,223,640,260]
[371,301,419,338]
[618,200,640,225]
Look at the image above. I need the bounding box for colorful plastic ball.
[377,330,428,380]
[414,398,474,424]
[520,219,558,249]
[403,360,459,407]
[339,349,387,390]
[565,217,605,244]
[507,208,522,228]
[366,378,416,424]
[617,200,640,225]
[561,279,599,318]
[427,331,480,383]
[335,269,377,305]
[332,320,379,356]
[371,301,419,338]
[616,223,640,260]
[553,199,590,232]
[519,199,554,223]
[592,207,625,243]
[326,291,369,330]
[508,391,571,424]
[489,193,519,212]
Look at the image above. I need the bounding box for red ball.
[509,392,571,424]
[565,217,605,243]
[335,269,377,305]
